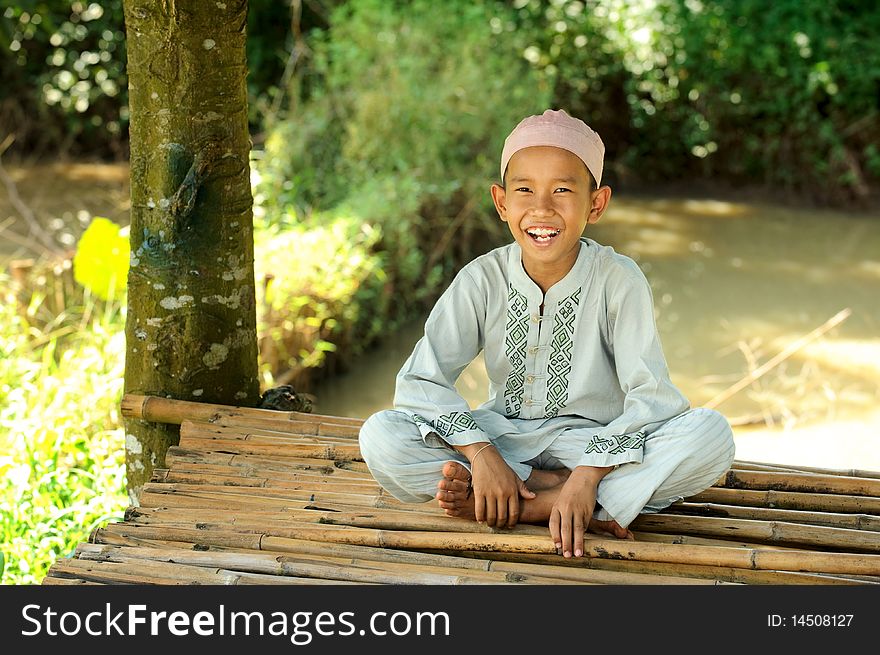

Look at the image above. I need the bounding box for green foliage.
[0,1,334,159]
[256,0,551,333]
[1,1,128,158]
[5,0,877,201]
[254,210,388,385]
[72,216,129,301]
[0,275,128,585]
[512,0,880,200]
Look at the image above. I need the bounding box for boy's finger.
[549,510,561,550]
[495,498,507,529]
[474,494,485,524]
[561,513,573,558]
[506,496,519,529]
[485,500,497,527]
[574,515,585,557]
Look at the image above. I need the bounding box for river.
[3,162,879,471]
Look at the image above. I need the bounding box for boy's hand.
[469,445,535,529]
[549,465,613,558]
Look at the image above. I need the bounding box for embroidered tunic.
[394,238,690,468]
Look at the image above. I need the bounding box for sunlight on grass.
[0,274,128,585]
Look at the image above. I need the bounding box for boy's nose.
[529,201,554,216]
[530,193,554,214]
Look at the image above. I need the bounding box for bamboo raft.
[43,394,880,586]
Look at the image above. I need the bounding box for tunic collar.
[507,238,595,306]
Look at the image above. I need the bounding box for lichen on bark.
[122,0,259,501]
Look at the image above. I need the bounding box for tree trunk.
[122,0,260,503]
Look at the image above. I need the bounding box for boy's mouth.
[525,226,561,243]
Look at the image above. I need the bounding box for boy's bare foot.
[435,461,476,519]
[434,461,633,539]
[589,517,634,540]
[434,461,568,518]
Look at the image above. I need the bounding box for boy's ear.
[490,183,508,222]
[587,186,612,224]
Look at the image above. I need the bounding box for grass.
[0,273,128,585]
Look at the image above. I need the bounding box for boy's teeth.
[526,227,560,239]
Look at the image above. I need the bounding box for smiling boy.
[359,109,735,558]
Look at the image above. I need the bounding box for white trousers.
[359,407,735,528]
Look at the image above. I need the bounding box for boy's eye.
[555,187,572,193]
[515,187,531,193]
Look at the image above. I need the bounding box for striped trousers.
[358,407,735,528]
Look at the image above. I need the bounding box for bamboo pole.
[154,462,378,488]
[166,447,371,474]
[181,420,360,445]
[122,393,364,427]
[211,414,361,438]
[483,559,728,585]
[139,482,401,510]
[224,571,370,585]
[630,514,880,552]
[48,557,245,585]
[445,550,874,586]
[152,470,381,494]
[41,576,105,585]
[716,469,880,497]
[704,308,851,409]
[687,487,880,514]
[667,502,880,532]
[733,459,880,480]
[136,488,399,513]
[177,435,363,461]
[64,555,367,585]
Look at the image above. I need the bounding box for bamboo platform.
[43,395,880,586]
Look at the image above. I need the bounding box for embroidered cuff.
[577,430,646,468]
[409,411,490,448]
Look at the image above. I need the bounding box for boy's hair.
[500,109,604,191]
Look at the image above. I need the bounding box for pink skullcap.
[500,109,605,186]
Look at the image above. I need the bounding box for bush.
[512,0,880,202]
[255,0,551,334]
[253,208,388,388]
[1,1,128,159]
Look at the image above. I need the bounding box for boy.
[359,109,735,559]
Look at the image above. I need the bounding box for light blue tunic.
[394,237,691,468]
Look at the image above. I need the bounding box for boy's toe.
[441,460,472,482]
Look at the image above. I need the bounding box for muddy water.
[314,196,880,471]
[3,163,878,470]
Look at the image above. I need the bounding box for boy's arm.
[576,269,690,469]
[393,270,492,448]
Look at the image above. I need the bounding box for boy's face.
[491,146,610,285]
